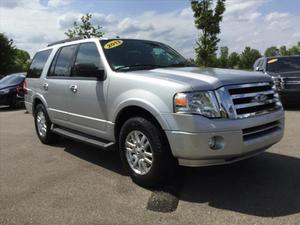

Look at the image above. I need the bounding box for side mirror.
[74,63,106,80]
[255,66,264,72]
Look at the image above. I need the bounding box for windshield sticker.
[104,40,123,49]
[267,58,278,64]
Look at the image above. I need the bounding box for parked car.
[25,38,284,187]
[254,56,300,106]
[0,73,26,108]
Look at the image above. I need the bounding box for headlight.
[0,88,10,94]
[174,91,221,118]
[271,77,282,90]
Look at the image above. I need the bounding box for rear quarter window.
[27,49,52,78]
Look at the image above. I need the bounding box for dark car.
[254,56,300,106]
[0,73,26,108]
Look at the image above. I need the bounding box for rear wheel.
[119,117,177,187]
[34,104,58,144]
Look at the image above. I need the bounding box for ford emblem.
[254,94,268,103]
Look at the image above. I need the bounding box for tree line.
[192,41,300,70]
[0,33,30,76]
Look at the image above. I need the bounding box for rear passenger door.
[26,49,52,111]
[44,44,77,126]
[64,42,109,139]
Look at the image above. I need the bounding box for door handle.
[70,85,78,93]
[43,83,48,91]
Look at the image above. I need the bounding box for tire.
[119,117,177,187]
[34,104,58,144]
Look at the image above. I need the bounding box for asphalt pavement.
[1,107,300,225]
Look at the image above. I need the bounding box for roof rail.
[47,37,84,47]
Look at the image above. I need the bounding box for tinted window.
[50,45,77,77]
[27,49,52,78]
[73,43,102,77]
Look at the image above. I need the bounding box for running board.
[51,125,115,150]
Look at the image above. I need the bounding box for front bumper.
[0,92,24,106]
[279,90,300,104]
[0,92,14,106]
[162,110,284,167]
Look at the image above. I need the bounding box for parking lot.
[1,108,300,225]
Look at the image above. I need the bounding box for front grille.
[242,120,281,141]
[226,82,281,119]
[281,77,300,90]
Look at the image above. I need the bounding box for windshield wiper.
[115,64,163,71]
[165,62,194,68]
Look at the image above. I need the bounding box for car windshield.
[0,74,24,86]
[266,57,300,73]
[100,39,191,71]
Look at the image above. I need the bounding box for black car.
[254,56,300,106]
[0,73,26,108]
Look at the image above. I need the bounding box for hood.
[127,67,271,91]
[268,70,300,78]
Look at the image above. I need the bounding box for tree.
[0,33,16,75]
[65,13,104,38]
[287,42,300,55]
[0,33,30,75]
[13,49,31,72]
[218,46,229,68]
[264,46,279,57]
[279,46,288,56]
[239,47,262,70]
[191,0,226,67]
[228,52,240,69]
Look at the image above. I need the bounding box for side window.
[260,59,266,70]
[27,49,52,78]
[49,45,77,77]
[73,42,102,77]
[253,59,260,69]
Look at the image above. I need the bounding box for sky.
[1,0,300,58]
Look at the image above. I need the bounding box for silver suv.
[25,38,284,187]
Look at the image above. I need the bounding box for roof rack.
[47,37,84,47]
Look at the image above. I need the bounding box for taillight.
[23,80,27,95]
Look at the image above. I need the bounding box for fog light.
[208,136,224,150]
[208,137,217,149]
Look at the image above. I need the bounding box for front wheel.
[119,117,177,187]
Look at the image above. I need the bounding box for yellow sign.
[104,40,123,49]
[267,58,278,64]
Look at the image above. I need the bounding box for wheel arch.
[114,105,169,141]
[32,94,48,113]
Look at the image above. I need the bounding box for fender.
[32,93,48,113]
[110,90,172,131]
